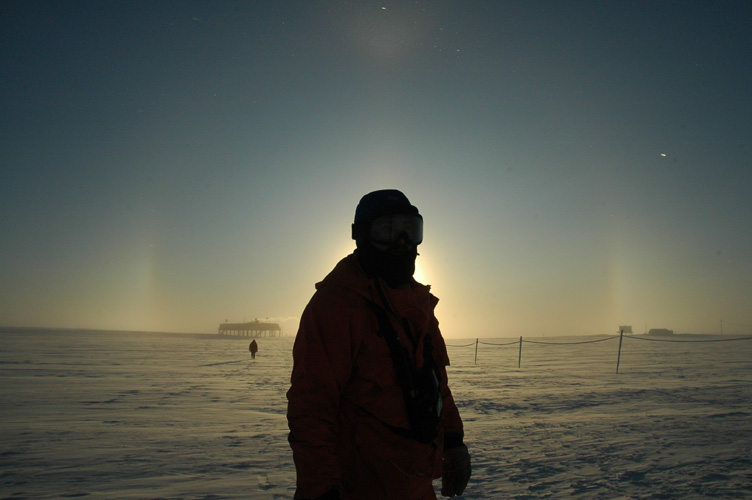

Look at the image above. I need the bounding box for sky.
[2,1,751,338]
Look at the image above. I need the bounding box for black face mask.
[355,240,417,288]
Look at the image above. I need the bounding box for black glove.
[310,489,340,500]
[441,444,471,497]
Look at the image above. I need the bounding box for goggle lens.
[369,214,423,245]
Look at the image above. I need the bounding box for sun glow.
[414,256,430,285]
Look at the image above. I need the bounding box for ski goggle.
[368,213,423,245]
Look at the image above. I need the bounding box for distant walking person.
[249,339,258,359]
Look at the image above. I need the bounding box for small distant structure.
[219,319,281,337]
[648,328,674,336]
[619,325,633,333]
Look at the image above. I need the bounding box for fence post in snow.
[616,329,624,374]
[518,336,523,368]
[474,338,479,364]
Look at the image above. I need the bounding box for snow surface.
[1,330,751,499]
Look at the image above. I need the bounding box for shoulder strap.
[367,300,443,443]
[368,302,419,397]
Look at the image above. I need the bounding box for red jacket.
[287,254,464,500]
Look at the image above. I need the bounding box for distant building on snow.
[219,319,281,337]
[648,328,674,336]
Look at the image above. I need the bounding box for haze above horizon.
[2,2,751,338]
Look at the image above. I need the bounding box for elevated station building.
[218,319,281,337]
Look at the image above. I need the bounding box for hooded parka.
[287,254,464,500]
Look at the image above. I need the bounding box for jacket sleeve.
[286,287,358,498]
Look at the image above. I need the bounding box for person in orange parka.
[287,190,470,500]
